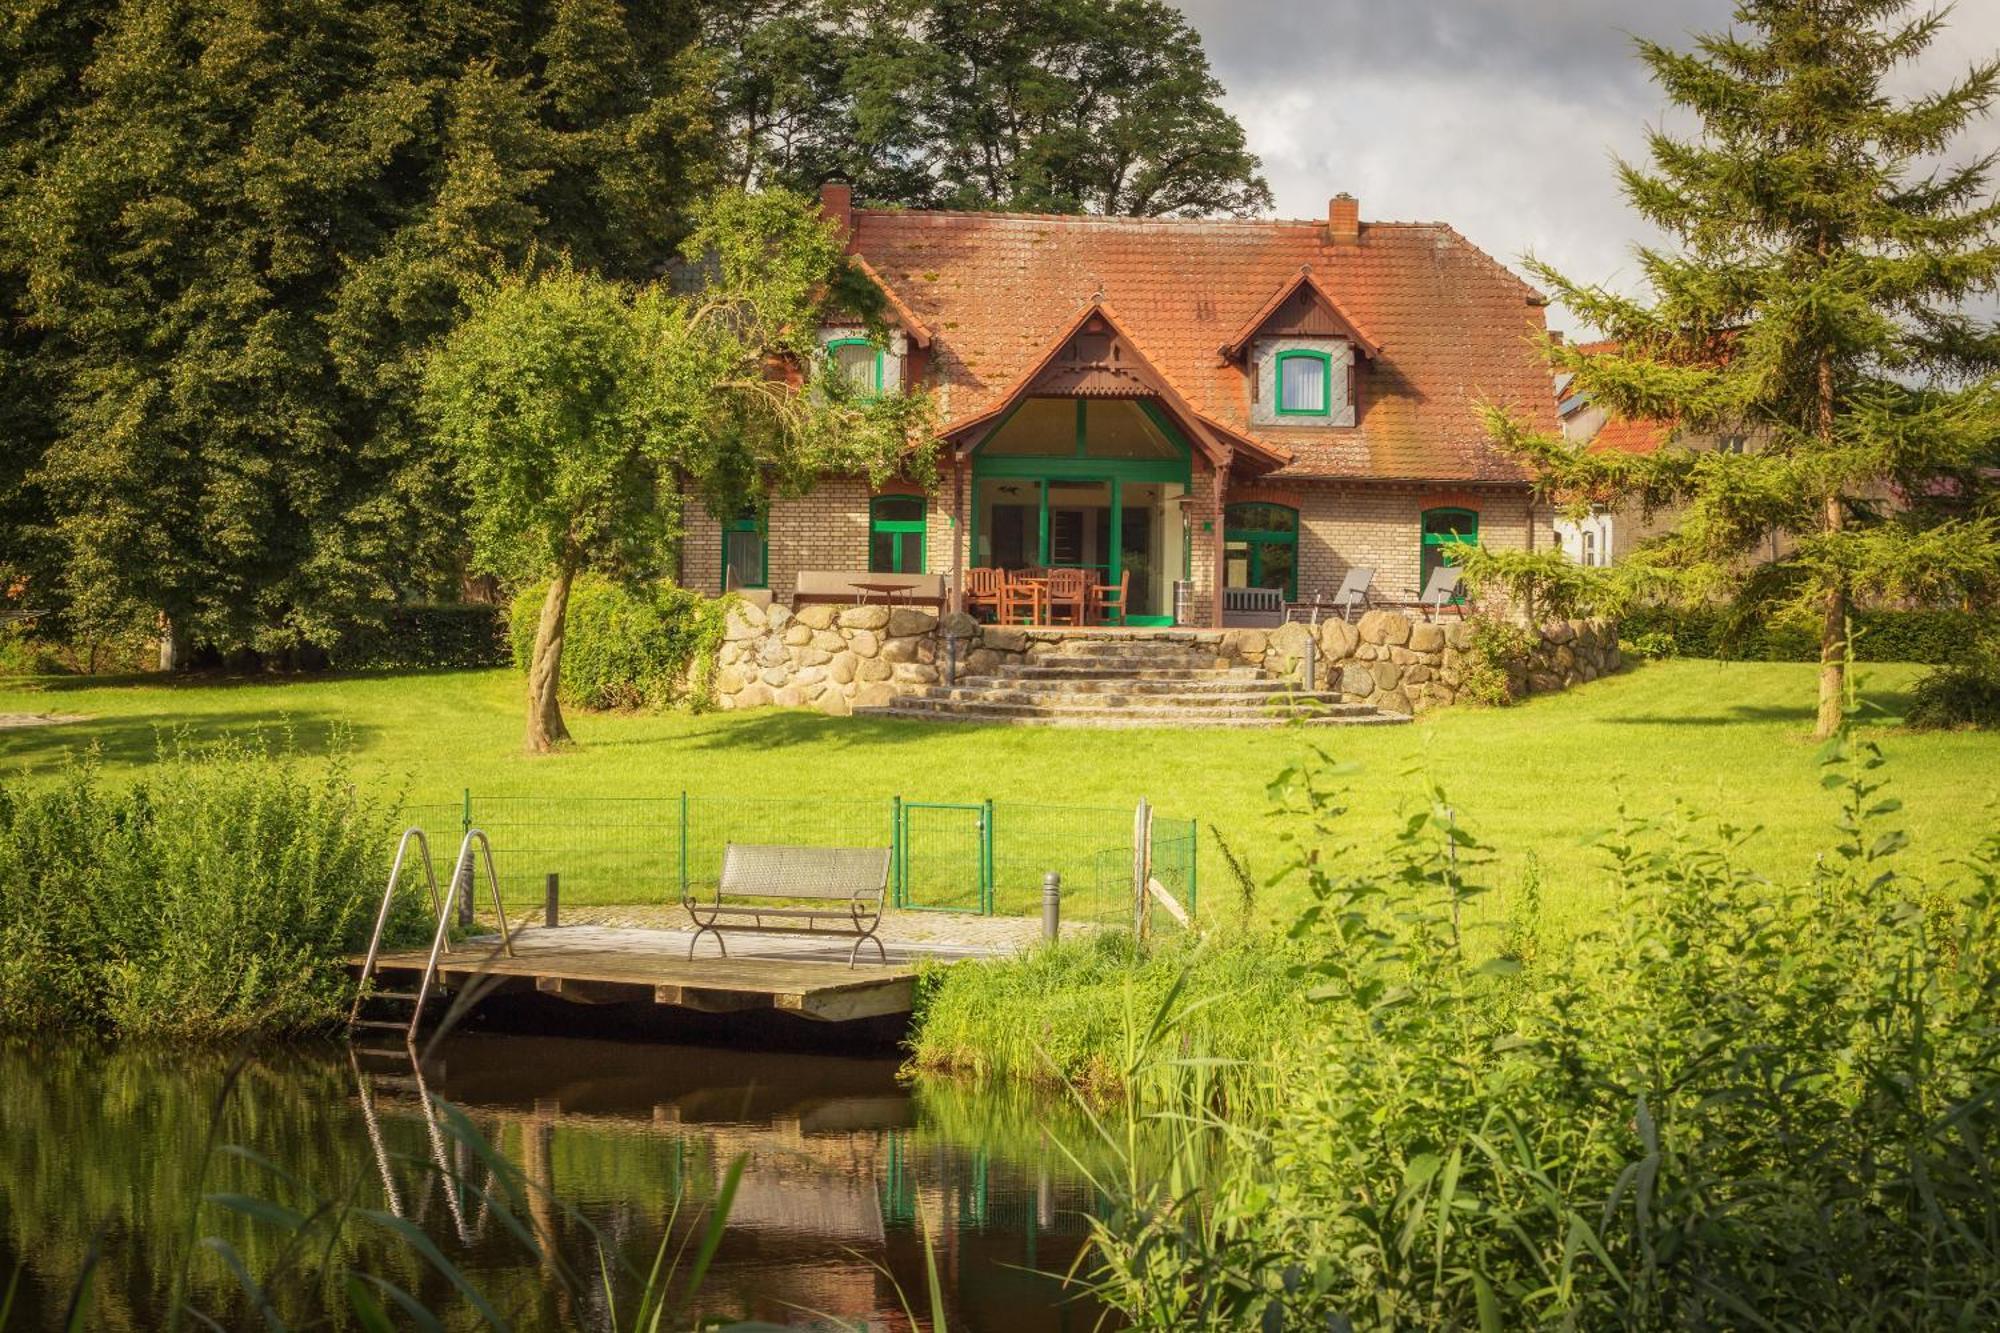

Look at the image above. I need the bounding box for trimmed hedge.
[1621,606,1975,665]
[327,604,509,671]
[509,576,730,711]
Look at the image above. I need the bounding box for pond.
[0,1034,1112,1330]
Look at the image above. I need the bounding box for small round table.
[848,581,912,607]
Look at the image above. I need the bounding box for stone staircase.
[882,635,1411,729]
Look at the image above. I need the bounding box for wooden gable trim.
[1220,269,1383,362]
[850,254,933,347]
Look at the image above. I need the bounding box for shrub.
[0,742,416,1040]
[1620,604,1975,664]
[1457,616,1536,706]
[1907,631,2000,730]
[1061,741,2000,1329]
[326,603,508,671]
[508,577,731,711]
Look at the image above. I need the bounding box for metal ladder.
[349,826,516,1045]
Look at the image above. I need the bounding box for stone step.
[879,700,1408,729]
[1022,653,1232,672]
[984,665,1269,684]
[894,691,1373,717]
[948,676,1312,696]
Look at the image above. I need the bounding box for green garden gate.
[894,799,993,913]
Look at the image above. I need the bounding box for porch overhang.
[942,301,1291,478]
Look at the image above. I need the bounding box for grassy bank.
[3,659,1995,932]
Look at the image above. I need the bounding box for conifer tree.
[1488,0,2000,737]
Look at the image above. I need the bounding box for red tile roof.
[1587,415,1671,455]
[852,208,1553,484]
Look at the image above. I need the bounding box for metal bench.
[683,843,891,967]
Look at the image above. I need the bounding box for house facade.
[683,185,1558,627]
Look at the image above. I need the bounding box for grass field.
[2,660,1993,936]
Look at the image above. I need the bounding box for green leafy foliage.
[1058,736,2000,1328]
[506,578,731,712]
[0,742,411,1040]
[1456,617,1538,706]
[1620,604,1974,664]
[1486,1,2000,735]
[709,0,1270,217]
[326,605,509,672]
[1907,630,2000,730]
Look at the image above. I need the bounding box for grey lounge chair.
[1334,567,1375,622]
[1416,566,1465,619]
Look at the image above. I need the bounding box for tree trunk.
[157,613,181,673]
[524,565,576,754]
[1813,340,1845,740]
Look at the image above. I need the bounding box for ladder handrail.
[409,828,515,1040]
[349,828,442,1026]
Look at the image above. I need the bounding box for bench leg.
[687,924,727,961]
[848,930,888,968]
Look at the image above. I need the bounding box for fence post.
[1042,871,1061,942]
[891,796,904,908]
[1132,797,1152,941]
[982,798,995,915]
[678,791,689,901]
[545,873,560,928]
[1189,823,1198,920]
[458,789,474,927]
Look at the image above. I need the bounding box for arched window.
[1274,350,1332,416]
[722,512,767,591]
[825,336,884,398]
[869,494,926,573]
[1223,502,1299,601]
[1420,507,1477,595]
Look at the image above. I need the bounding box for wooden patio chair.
[1090,569,1130,626]
[963,567,1003,621]
[1044,567,1091,626]
[997,572,1043,626]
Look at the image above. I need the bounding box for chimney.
[1327,192,1359,246]
[819,181,854,247]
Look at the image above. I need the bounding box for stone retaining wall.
[1221,610,1620,715]
[712,600,1619,716]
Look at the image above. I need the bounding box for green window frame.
[869,494,927,574]
[1223,502,1300,602]
[1420,507,1477,598]
[721,513,767,591]
[825,336,885,399]
[1273,349,1333,416]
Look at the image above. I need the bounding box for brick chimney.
[819,181,854,247]
[1327,192,1359,246]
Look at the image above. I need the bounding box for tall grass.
[0,739,415,1040]
[1059,727,2000,1328]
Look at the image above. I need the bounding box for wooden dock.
[358,925,923,1023]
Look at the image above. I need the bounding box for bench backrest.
[720,843,891,901]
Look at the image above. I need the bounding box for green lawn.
[2,661,1993,934]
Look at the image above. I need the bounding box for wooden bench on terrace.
[683,843,892,967]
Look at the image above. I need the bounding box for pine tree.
[1489,0,2000,737]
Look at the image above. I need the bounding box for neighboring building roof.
[848,207,1554,484]
[1588,415,1671,455]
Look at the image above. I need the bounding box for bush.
[0,742,417,1040]
[509,577,731,711]
[326,603,508,671]
[1907,632,2000,730]
[1457,617,1537,705]
[1058,742,2000,1328]
[1620,604,1974,664]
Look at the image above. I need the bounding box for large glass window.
[1223,502,1300,601]
[826,336,883,398]
[1420,507,1477,596]
[869,495,926,573]
[1275,350,1331,416]
[722,513,767,591]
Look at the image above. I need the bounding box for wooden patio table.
[848,581,913,607]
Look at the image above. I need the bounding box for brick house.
[683,184,1559,628]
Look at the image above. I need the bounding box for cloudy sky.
[1174,0,2000,334]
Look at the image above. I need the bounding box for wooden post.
[1132,798,1153,941]
[545,872,560,929]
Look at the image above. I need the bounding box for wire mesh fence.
[395,791,1196,932]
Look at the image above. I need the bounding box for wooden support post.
[545,872,559,929]
[1133,798,1153,942]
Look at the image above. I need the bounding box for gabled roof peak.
[1219,269,1384,362]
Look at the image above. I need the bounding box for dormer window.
[826,336,884,399]
[1274,349,1332,416]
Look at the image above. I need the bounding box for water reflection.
[0,1036,1108,1330]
